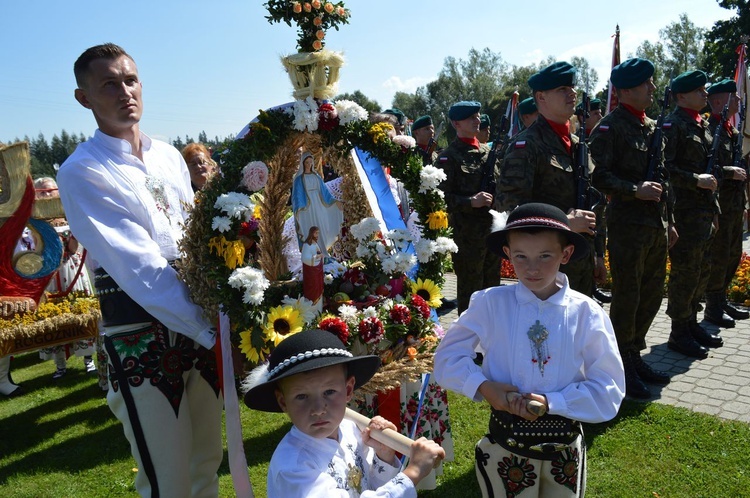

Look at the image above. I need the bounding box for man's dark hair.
[74,43,133,88]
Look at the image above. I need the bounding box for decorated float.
[0,142,99,358]
[180,0,455,484]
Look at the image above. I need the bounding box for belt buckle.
[529,442,569,453]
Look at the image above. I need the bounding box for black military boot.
[622,351,651,399]
[704,293,735,328]
[689,321,723,348]
[722,295,750,320]
[632,352,670,384]
[668,321,708,359]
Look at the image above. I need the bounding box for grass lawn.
[1,352,749,497]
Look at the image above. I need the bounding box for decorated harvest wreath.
[180,1,456,374]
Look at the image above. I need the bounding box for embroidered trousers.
[475,434,586,498]
[104,323,223,498]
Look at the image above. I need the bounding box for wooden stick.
[344,408,414,456]
[506,392,547,416]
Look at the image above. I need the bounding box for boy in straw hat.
[434,203,625,497]
[243,329,445,497]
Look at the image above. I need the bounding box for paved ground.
[437,237,750,423]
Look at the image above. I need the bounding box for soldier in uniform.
[705,78,749,326]
[590,58,678,398]
[412,115,438,165]
[664,70,724,359]
[436,101,500,313]
[497,61,600,296]
[575,98,603,133]
[518,97,538,130]
[477,114,491,145]
[383,108,407,135]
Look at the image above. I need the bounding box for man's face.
[621,77,656,111]
[477,127,491,143]
[678,86,708,112]
[712,92,740,116]
[453,112,481,138]
[521,112,538,128]
[586,109,603,130]
[74,55,143,138]
[538,86,577,123]
[413,124,434,146]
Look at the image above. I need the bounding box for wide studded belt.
[94,268,156,327]
[488,409,581,460]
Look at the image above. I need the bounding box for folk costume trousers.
[474,434,586,498]
[104,322,223,498]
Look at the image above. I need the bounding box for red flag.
[506,90,520,138]
[606,25,621,115]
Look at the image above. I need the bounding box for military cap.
[518,97,537,115]
[383,108,407,125]
[575,98,601,115]
[610,58,655,89]
[479,114,491,129]
[448,101,481,121]
[671,70,708,94]
[707,78,737,96]
[411,115,433,131]
[528,61,577,91]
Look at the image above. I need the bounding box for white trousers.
[104,323,223,498]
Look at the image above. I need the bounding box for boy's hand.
[478,380,519,412]
[506,392,548,420]
[402,437,445,486]
[362,416,397,462]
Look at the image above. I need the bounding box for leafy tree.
[703,0,750,78]
[198,130,208,143]
[334,90,381,114]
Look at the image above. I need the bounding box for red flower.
[358,317,384,344]
[239,218,259,237]
[389,304,411,325]
[318,102,339,131]
[410,294,431,319]
[318,317,350,345]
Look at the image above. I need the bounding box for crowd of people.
[3,40,747,497]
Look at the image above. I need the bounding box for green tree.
[703,0,750,78]
[334,90,381,114]
[198,130,208,143]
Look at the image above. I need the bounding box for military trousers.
[607,223,668,353]
[667,209,715,321]
[561,237,595,297]
[706,208,744,294]
[451,214,500,313]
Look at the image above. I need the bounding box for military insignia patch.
[438,156,448,163]
[599,125,609,132]
[515,141,526,149]
[663,122,672,129]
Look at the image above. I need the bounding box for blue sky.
[0,0,734,144]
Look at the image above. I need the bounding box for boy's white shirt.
[434,272,625,424]
[267,418,416,498]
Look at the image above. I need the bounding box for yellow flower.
[263,306,304,346]
[368,122,394,145]
[426,211,448,230]
[410,278,443,308]
[239,329,269,364]
[208,236,246,269]
[253,204,262,219]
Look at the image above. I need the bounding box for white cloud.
[381,75,431,94]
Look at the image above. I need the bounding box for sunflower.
[238,329,269,363]
[426,211,448,230]
[410,278,443,308]
[263,305,304,346]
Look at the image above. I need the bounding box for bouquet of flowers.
[264,0,350,52]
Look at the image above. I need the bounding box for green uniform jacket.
[436,139,496,220]
[589,105,675,228]
[663,107,719,213]
[496,115,595,214]
[707,114,745,213]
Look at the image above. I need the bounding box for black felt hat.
[242,329,381,412]
[486,203,590,261]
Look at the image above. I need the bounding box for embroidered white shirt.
[267,419,416,498]
[434,273,625,423]
[57,129,215,349]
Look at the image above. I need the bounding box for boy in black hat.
[243,329,445,497]
[434,202,625,498]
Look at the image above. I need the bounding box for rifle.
[645,86,672,182]
[426,119,445,157]
[480,113,510,194]
[706,104,729,178]
[575,91,602,210]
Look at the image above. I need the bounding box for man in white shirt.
[57,43,222,498]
